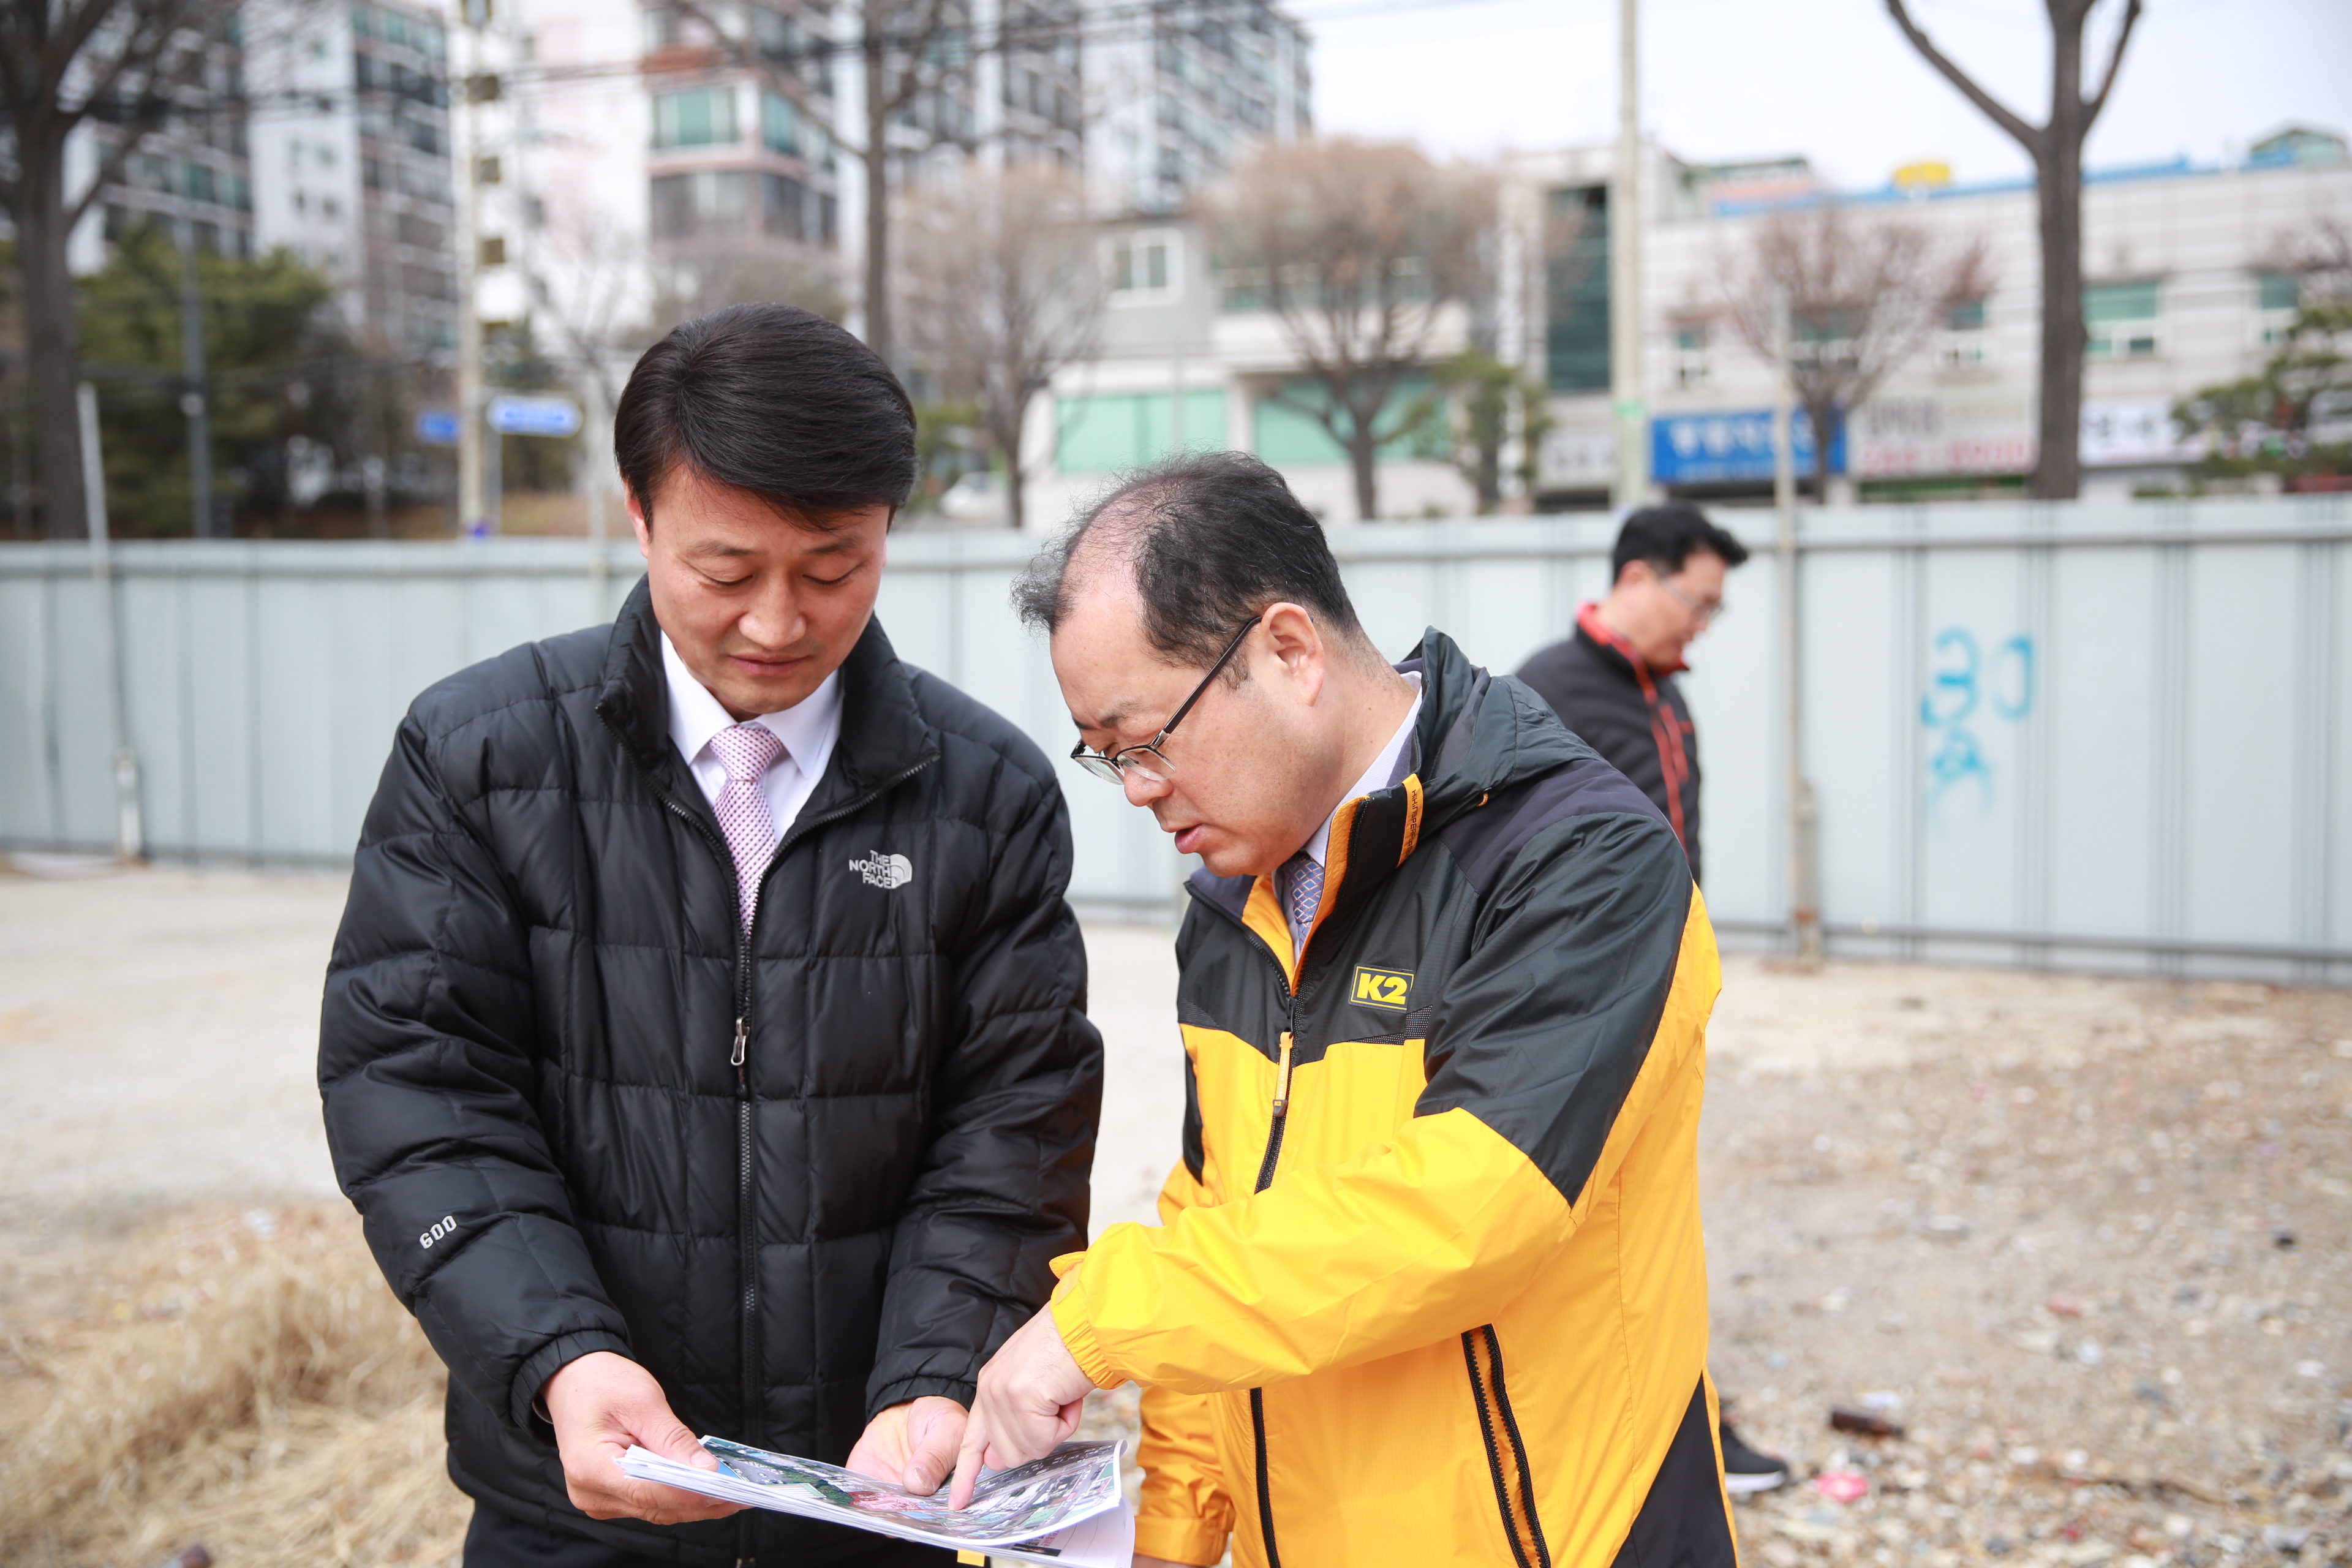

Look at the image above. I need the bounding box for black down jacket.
[319,579,1102,1565]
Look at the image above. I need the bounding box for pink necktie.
[708,723,786,934]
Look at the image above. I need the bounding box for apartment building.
[236,0,463,358]
[1087,0,1311,219]
[66,26,256,270]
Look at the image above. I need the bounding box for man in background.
[1513,501,1785,1494]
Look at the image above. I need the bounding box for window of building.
[761,91,799,156]
[2084,279,2162,358]
[653,87,740,149]
[763,172,805,239]
[1105,228,1181,304]
[1545,185,1610,393]
[1939,296,1991,371]
[1056,390,1227,473]
[652,170,752,236]
[1252,379,1445,467]
[479,235,505,266]
[2256,271,2301,345]
[1672,325,1709,388]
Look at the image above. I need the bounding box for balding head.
[1017,453,1419,880]
[1013,451,1378,676]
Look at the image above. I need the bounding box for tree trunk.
[1806,394,1838,502]
[17,132,90,538]
[2032,9,2087,500]
[1474,430,1501,513]
[861,11,893,363]
[1348,431,1380,522]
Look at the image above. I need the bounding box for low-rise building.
[1523,127,2352,507]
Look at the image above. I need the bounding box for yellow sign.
[1893,160,1953,191]
[1351,965,1414,1012]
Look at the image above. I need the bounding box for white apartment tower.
[1087,0,1311,219]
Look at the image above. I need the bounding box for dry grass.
[0,1202,468,1568]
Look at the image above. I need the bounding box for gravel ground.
[4,862,2348,1566]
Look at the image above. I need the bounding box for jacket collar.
[1190,625,1581,978]
[1575,601,1687,681]
[595,577,938,821]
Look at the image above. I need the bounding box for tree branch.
[2082,0,2143,127]
[1883,0,2041,151]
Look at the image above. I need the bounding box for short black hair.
[1611,502,1751,583]
[1012,451,1365,672]
[614,303,916,526]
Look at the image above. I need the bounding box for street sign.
[415,409,464,447]
[488,393,582,438]
[1649,408,1842,484]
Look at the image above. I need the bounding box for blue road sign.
[414,409,464,447]
[488,393,583,438]
[1650,408,1844,484]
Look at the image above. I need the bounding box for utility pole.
[1608,0,1648,513]
[176,216,216,538]
[78,382,143,862]
[1770,285,1822,967]
[453,0,488,536]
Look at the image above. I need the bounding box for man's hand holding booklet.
[616,1436,1134,1567]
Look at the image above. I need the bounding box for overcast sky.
[1299,0,2352,192]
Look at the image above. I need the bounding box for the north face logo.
[850,851,914,890]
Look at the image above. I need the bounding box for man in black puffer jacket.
[320,305,1102,1567]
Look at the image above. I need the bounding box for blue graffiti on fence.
[1921,628,2033,820]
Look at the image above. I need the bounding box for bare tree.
[1885,0,2144,500]
[1721,203,1991,497]
[897,165,1102,529]
[1,0,227,535]
[1213,138,1485,522]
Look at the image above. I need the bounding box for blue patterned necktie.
[1281,851,1324,951]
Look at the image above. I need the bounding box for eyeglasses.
[1069,614,1261,786]
[1659,578,1727,624]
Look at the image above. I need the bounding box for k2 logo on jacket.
[1350,964,1414,1012]
[850,851,915,890]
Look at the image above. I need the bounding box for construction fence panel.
[1,496,2345,978]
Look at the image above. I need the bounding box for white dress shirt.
[661,633,843,839]
[1299,670,1425,873]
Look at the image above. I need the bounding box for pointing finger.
[948,1414,989,1510]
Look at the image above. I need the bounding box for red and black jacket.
[1512,605,1704,885]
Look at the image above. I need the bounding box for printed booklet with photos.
[617,1436,1133,1567]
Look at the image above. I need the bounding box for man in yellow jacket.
[951,452,1735,1568]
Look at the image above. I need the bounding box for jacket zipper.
[1186,884,1305,1566]
[646,756,934,1461]
[654,787,770,1452]
[1462,1323,1550,1568]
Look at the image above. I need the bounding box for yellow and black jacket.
[1050,628,1732,1568]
